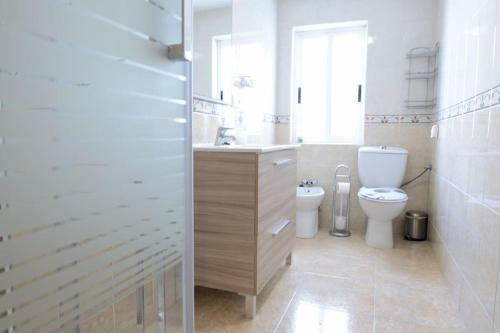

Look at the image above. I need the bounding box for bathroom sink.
[193,143,300,153]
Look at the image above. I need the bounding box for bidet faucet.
[300,179,318,187]
[214,127,237,146]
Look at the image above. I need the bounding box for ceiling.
[193,0,232,12]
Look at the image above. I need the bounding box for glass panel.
[233,41,264,133]
[296,34,329,142]
[330,28,366,142]
[0,0,190,331]
[213,35,234,102]
[164,263,184,332]
[193,2,232,100]
[232,0,276,138]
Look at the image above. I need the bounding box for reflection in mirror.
[193,0,233,104]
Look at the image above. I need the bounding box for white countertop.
[193,143,300,153]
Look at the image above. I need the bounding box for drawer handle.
[272,219,291,237]
[273,159,292,167]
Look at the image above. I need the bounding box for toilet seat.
[358,187,408,203]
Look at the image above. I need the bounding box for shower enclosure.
[0,0,194,331]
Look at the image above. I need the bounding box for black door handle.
[357,85,362,103]
[298,87,302,104]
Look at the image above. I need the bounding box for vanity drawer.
[257,149,297,232]
[256,214,296,293]
[258,149,297,184]
[195,231,256,295]
[194,151,257,235]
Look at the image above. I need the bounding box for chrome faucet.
[299,179,319,187]
[214,127,237,146]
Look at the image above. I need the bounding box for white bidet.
[296,186,325,238]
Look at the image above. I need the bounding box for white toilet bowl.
[296,186,325,238]
[358,187,408,248]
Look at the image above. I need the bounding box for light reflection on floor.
[293,301,349,333]
[194,229,467,333]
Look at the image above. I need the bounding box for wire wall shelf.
[405,44,439,110]
[404,99,437,109]
[406,47,438,59]
[405,68,438,80]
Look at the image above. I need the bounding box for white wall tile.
[297,123,432,233]
[431,1,500,329]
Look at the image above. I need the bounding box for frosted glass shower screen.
[0,0,193,332]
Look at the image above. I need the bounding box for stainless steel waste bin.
[405,210,428,241]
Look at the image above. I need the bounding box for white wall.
[193,0,278,145]
[430,0,500,331]
[436,0,500,110]
[193,7,232,98]
[275,0,438,235]
[232,0,278,143]
[276,0,437,119]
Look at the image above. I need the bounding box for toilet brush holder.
[330,164,352,237]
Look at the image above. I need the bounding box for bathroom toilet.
[296,186,325,238]
[357,146,408,248]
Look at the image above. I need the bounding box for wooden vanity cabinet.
[194,149,297,318]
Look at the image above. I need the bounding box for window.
[232,41,263,135]
[292,22,368,144]
[212,34,233,103]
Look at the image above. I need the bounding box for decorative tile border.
[272,113,433,124]
[275,115,290,124]
[263,113,276,123]
[193,95,441,125]
[435,85,500,122]
[195,84,500,124]
[192,98,289,125]
[365,114,434,123]
[193,96,228,116]
[270,113,434,124]
[263,114,291,124]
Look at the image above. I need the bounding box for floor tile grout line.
[194,228,464,332]
[433,165,499,217]
[430,222,493,323]
[490,245,500,332]
[301,270,373,283]
[273,290,297,333]
[372,275,377,333]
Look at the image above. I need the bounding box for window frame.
[291,21,368,145]
[211,34,232,102]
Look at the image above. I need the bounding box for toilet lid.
[358,187,408,203]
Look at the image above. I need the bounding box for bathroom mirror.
[193,0,233,104]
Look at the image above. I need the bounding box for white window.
[292,22,368,145]
[212,34,233,103]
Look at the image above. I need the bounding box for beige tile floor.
[194,229,467,333]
